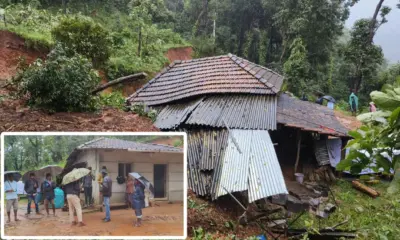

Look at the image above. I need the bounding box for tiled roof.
[78,138,182,152]
[127,54,284,106]
[277,94,348,136]
[154,94,277,130]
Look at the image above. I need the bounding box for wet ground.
[4,201,184,237]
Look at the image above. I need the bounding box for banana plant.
[337,79,400,193]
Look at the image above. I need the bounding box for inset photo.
[1,132,187,239]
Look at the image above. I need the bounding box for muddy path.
[4,202,184,237]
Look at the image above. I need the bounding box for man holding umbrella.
[62,168,90,227]
[129,172,155,227]
[4,173,20,223]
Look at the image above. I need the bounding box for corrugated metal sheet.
[154,98,203,129]
[248,130,288,202]
[127,54,283,106]
[186,95,277,130]
[277,94,348,136]
[216,130,252,198]
[154,94,277,130]
[314,140,331,166]
[186,128,288,202]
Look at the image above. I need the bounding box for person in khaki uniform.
[4,174,19,223]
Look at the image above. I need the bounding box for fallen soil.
[0,98,158,132]
[165,47,193,63]
[188,190,272,239]
[334,110,362,130]
[0,30,45,81]
[4,201,184,237]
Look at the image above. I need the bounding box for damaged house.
[127,54,350,210]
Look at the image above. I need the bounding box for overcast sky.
[346,0,400,64]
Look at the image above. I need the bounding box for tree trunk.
[138,27,142,57]
[91,72,147,94]
[369,0,385,43]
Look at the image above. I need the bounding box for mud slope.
[0,31,45,81]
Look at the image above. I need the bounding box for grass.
[291,180,400,240]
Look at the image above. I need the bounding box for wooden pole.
[352,180,380,198]
[294,129,302,174]
[91,72,147,94]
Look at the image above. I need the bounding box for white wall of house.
[74,149,184,205]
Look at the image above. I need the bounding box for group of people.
[4,172,56,223]
[4,166,146,227]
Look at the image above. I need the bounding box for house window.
[118,163,132,178]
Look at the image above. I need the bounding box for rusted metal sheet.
[277,94,348,136]
[127,55,284,106]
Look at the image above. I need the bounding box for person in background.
[42,173,56,216]
[97,166,107,206]
[132,179,145,227]
[5,174,19,223]
[369,102,377,112]
[101,169,112,222]
[327,100,335,110]
[65,179,85,227]
[125,175,134,209]
[82,167,94,208]
[349,89,359,116]
[24,172,40,215]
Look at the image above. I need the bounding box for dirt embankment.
[0,30,46,81]
[165,46,193,63]
[334,110,362,130]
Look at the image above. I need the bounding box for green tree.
[337,79,400,194]
[18,44,100,112]
[283,38,310,96]
[52,16,112,67]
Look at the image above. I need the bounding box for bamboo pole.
[352,180,380,198]
[294,130,302,174]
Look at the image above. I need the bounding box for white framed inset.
[1,132,188,240]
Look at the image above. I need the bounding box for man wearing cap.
[101,168,112,222]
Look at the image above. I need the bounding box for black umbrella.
[129,172,155,196]
[322,95,336,103]
[4,171,22,182]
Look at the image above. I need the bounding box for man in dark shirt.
[24,173,40,215]
[42,173,56,216]
[82,167,94,208]
[101,169,112,222]
[65,180,85,227]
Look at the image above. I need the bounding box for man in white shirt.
[4,173,20,223]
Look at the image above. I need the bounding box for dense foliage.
[18,44,100,112]
[0,0,399,111]
[337,78,400,193]
[52,16,112,67]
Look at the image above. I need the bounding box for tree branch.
[369,0,385,43]
[91,72,147,94]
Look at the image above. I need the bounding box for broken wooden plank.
[92,72,147,94]
[352,180,380,198]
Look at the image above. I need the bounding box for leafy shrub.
[130,104,157,122]
[51,16,112,67]
[18,44,100,112]
[99,91,125,109]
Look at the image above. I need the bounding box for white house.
[64,138,184,204]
